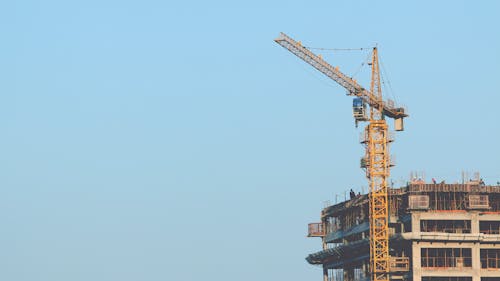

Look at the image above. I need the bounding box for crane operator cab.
[352,97,368,127]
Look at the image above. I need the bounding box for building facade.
[306,181,500,281]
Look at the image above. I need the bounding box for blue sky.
[1,1,499,281]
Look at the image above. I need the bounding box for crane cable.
[305,46,373,80]
[351,50,374,79]
[378,54,398,105]
[304,46,372,51]
[301,45,399,104]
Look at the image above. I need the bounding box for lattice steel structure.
[275,32,408,281]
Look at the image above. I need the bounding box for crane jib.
[274,32,407,121]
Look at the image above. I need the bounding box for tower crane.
[274,32,408,281]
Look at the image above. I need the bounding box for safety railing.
[359,131,394,144]
[408,195,430,210]
[481,257,500,269]
[390,257,410,272]
[409,184,500,193]
[469,195,489,209]
[479,221,500,234]
[421,257,472,268]
[359,156,395,169]
[480,229,500,234]
[308,223,325,237]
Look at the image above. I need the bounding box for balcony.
[308,223,325,237]
[468,194,490,209]
[390,257,410,272]
[408,195,430,210]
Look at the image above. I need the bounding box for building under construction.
[307,179,500,281]
[273,33,499,281]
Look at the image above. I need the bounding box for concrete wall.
[410,211,500,281]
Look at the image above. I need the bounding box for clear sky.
[1,1,499,281]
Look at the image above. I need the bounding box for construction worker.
[350,189,355,200]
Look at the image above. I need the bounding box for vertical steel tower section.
[366,48,390,281]
[366,121,390,281]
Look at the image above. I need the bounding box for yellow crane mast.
[274,32,408,281]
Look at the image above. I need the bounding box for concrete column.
[471,212,481,281]
[471,211,480,234]
[412,242,421,281]
[411,212,422,281]
[412,212,421,232]
[472,243,481,281]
